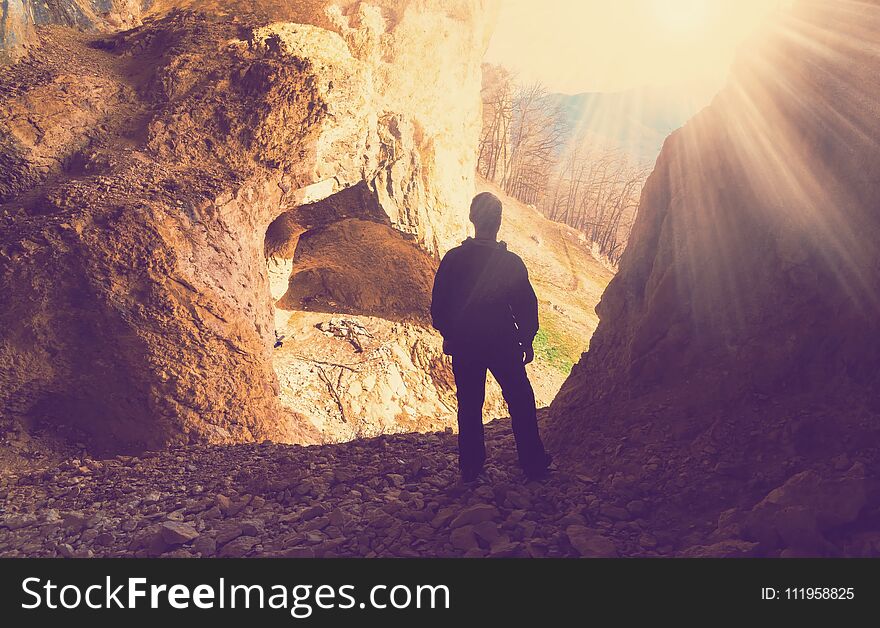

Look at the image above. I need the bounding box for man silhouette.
[431,192,552,482]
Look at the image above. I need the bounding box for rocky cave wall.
[2,0,495,253]
[0,1,496,451]
[551,0,880,436]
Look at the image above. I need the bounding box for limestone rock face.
[551,0,880,427]
[0,1,496,451]
[3,0,495,254]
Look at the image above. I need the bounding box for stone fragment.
[450,505,499,529]
[161,521,199,545]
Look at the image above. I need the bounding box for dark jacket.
[431,238,539,355]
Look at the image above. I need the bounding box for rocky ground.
[1,417,668,558]
[3,409,878,558]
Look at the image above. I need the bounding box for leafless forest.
[477,64,650,265]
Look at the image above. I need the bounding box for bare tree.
[538,139,649,265]
[477,65,649,266]
[502,82,565,204]
[477,64,515,183]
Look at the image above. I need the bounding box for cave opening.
[260,173,619,445]
[265,182,436,323]
[263,182,476,443]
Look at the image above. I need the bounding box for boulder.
[756,464,867,532]
[717,464,867,553]
[160,521,199,546]
[218,535,260,558]
[450,504,500,529]
[450,526,479,552]
[566,525,618,558]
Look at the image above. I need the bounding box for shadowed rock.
[0,2,496,451]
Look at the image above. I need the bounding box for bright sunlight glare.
[651,0,712,35]
[485,0,793,95]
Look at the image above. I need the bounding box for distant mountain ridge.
[547,83,718,163]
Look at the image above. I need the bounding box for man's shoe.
[460,467,485,484]
[524,467,550,482]
[523,453,553,481]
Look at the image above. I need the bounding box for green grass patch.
[533,327,576,374]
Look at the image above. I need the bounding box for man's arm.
[430,253,453,338]
[509,256,539,362]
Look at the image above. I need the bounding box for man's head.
[469,192,503,239]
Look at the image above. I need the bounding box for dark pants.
[452,347,548,476]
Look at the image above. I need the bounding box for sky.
[484,0,792,96]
